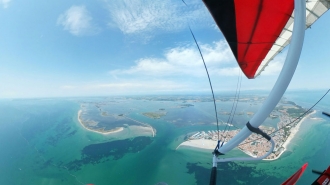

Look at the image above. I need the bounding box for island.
[142,110,167,119]
[78,110,124,134]
[179,104,194,108]
[77,100,155,137]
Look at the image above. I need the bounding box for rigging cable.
[188,27,220,140]
[227,71,243,137]
[224,71,241,132]
[182,0,221,142]
[222,70,242,143]
[181,0,187,6]
[229,71,243,126]
[238,88,330,146]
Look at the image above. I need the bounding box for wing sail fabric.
[281,163,308,185]
[203,0,330,79]
[256,0,330,77]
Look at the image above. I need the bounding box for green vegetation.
[283,126,291,137]
[101,112,109,116]
[282,100,297,106]
[142,111,167,119]
[180,104,194,107]
[286,106,305,117]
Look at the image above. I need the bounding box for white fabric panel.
[254,0,330,78]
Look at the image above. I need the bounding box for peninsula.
[78,110,124,134]
[77,100,156,137]
[177,99,314,160]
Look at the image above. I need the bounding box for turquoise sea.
[0,90,329,185]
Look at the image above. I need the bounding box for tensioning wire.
[188,27,220,140]
[223,71,243,143]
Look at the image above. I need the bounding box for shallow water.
[0,90,329,185]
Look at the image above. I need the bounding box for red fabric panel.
[234,0,294,79]
[316,166,330,185]
[281,163,308,185]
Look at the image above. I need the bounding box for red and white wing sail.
[256,0,330,77]
[203,0,330,79]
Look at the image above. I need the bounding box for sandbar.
[124,116,156,137]
[78,110,156,137]
[78,110,124,135]
[176,139,217,150]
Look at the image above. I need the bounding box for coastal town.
[179,101,312,160]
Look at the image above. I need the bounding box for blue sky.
[1,0,329,98]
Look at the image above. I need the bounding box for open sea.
[0,90,329,185]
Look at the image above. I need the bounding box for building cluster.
[185,102,308,160]
[187,115,296,160]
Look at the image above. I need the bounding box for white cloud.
[211,67,240,76]
[56,40,239,96]
[260,60,284,76]
[1,0,11,8]
[58,40,288,96]
[105,0,210,34]
[57,5,100,36]
[104,40,288,94]
[110,40,236,78]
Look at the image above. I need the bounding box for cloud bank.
[60,39,287,95]
[110,40,238,78]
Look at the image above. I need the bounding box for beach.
[176,139,217,150]
[78,110,124,135]
[2,92,329,185]
[281,110,316,150]
[78,110,156,137]
[125,116,156,137]
[177,110,317,161]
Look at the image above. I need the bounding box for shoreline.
[77,110,124,135]
[77,110,156,137]
[271,110,316,160]
[124,116,156,137]
[176,139,217,150]
[177,110,316,161]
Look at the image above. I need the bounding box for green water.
[0,91,329,185]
